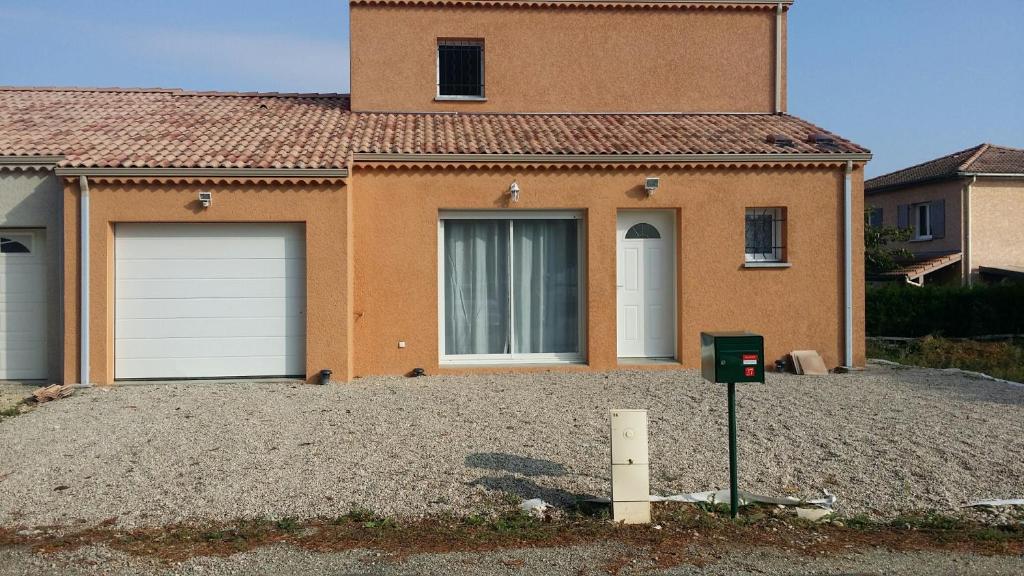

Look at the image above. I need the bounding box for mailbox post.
[700,332,765,518]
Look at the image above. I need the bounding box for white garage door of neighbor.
[0,230,47,380]
[115,223,306,380]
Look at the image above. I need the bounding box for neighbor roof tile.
[866,144,1024,193]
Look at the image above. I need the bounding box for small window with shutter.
[900,200,945,241]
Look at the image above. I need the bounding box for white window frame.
[436,39,486,101]
[744,207,785,263]
[912,203,932,240]
[438,211,586,366]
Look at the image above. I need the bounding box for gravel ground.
[0,364,1022,529]
[0,383,35,416]
[2,543,1023,576]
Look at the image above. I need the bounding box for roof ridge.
[986,143,1024,153]
[0,86,350,99]
[958,143,991,172]
[866,143,986,185]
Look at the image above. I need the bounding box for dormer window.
[437,39,485,100]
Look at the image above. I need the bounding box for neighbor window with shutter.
[897,200,945,241]
[437,40,485,99]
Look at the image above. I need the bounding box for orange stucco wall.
[350,4,786,113]
[350,164,865,377]
[62,179,350,385]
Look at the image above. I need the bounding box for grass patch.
[868,336,1024,383]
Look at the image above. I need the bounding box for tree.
[865,208,912,275]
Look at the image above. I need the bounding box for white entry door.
[617,212,675,358]
[0,230,47,380]
[115,223,306,379]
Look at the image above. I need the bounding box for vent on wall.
[767,134,794,147]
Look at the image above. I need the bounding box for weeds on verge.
[334,508,396,530]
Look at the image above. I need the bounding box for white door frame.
[616,210,677,359]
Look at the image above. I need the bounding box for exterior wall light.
[644,177,660,197]
[198,191,213,208]
[509,181,521,203]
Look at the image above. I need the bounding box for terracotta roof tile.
[866,144,1024,193]
[879,252,962,281]
[0,87,868,170]
[347,111,867,156]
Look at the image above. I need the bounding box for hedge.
[866,283,1024,337]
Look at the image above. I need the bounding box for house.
[0,0,870,385]
[865,144,1024,286]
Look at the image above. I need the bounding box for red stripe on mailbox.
[742,354,758,366]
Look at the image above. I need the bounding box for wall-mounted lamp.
[198,191,213,208]
[509,181,521,203]
[644,177,660,197]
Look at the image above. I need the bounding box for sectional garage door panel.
[0,231,47,380]
[115,223,306,380]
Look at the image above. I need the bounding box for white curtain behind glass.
[513,220,579,354]
[444,220,510,355]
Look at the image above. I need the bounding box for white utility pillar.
[610,409,651,524]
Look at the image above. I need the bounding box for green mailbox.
[701,332,765,384]
[700,331,765,519]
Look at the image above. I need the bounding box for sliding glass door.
[441,212,583,364]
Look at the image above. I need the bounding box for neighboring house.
[0,0,871,385]
[865,144,1024,286]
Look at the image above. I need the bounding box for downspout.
[962,175,976,286]
[775,2,784,113]
[843,161,854,369]
[79,176,91,387]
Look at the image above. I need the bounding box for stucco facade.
[970,178,1024,273]
[351,163,865,376]
[0,169,63,380]
[866,178,964,255]
[350,2,787,113]
[2,0,870,385]
[867,176,1024,283]
[61,179,351,385]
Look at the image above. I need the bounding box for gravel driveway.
[4,543,1024,576]
[0,364,1022,528]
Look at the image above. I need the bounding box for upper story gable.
[349,0,791,114]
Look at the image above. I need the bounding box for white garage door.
[115,223,306,379]
[0,230,47,380]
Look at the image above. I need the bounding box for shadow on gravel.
[470,475,598,507]
[465,452,569,477]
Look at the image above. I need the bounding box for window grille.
[745,207,786,262]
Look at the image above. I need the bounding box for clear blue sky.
[1,0,1021,177]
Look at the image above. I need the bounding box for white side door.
[617,212,675,359]
[115,223,306,380]
[0,230,47,380]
